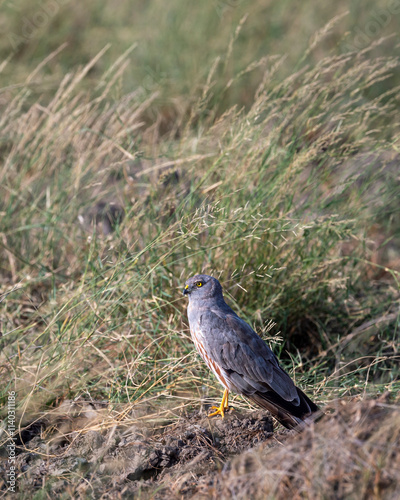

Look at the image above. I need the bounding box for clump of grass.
[0,18,399,441]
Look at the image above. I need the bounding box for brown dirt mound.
[1,396,399,499]
[220,395,400,500]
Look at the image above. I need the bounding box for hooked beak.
[183,284,190,295]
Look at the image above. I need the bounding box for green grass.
[0,2,399,443]
[1,6,400,498]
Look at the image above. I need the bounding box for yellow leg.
[208,388,230,419]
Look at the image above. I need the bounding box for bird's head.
[183,274,223,300]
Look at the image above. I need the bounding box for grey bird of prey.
[183,274,319,429]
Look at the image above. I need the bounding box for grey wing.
[207,308,300,403]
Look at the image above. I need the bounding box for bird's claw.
[207,388,230,419]
[208,405,231,419]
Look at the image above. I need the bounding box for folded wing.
[205,307,319,429]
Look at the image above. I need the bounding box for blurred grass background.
[0,0,399,427]
[1,1,399,112]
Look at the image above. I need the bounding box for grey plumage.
[183,274,319,429]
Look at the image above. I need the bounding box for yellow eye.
[196,281,203,287]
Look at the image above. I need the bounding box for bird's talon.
[208,407,225,418]
[207,389,230,418]
[210,406,231,413]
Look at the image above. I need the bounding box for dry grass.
[218,395,400,500]
[0,6,400,498]
[1,396,399,499]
